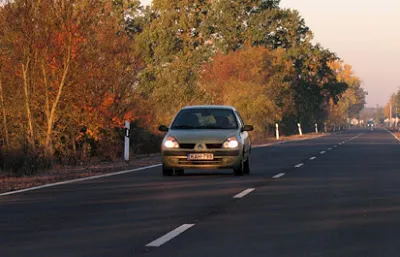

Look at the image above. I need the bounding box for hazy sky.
[140,0,400,107]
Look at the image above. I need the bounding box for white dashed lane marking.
[310,157,316,160]
[272,173,286,179]
[233,188,255,199]
[294,163,304,168]
[146,224,195,247]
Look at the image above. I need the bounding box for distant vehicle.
[158,105,253,176]
[367,119,375,130]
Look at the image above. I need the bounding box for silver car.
[158,105,253,176]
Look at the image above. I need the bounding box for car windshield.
[171,108,238,130]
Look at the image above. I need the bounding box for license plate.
[187,153,214,160]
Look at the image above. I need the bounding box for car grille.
[178,143,223,149]
[179,144,196,149]
[205,143,223,149]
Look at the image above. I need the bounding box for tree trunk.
[44,34,72,157]
[21,58,36,151]
[41,64,50,126]
[0,74,9,150]
[71,131,77,163]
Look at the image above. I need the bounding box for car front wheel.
[243,156,250,175]
[233,158,244,176]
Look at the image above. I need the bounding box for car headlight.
[223,137,239,149]
[164,137,180,149]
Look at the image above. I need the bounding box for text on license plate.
[187,153,214,160]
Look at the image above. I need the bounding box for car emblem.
[196,144,204,150]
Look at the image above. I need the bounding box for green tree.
[206,0,280,52]
[137,0,213,125]
[248,8,312,49]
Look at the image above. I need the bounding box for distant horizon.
[140,0,400,107]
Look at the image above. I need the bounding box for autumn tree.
[384,90,400,127]
[0,0,144,171]
[199,46,295,138]
[327,61,367,126]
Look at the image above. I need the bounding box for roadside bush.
[2,149,52,176]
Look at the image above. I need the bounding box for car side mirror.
[242,125,254,132]
[158,125,169,132]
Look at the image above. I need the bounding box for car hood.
[167,129,237,143]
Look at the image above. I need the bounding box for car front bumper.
[161,149,242,169]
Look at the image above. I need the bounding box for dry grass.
[0,154,161,194]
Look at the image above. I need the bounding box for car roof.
[182,105,237,111]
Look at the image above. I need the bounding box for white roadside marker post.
[124,121,130,161]
[276,123,280,140]
[324,122,327,133]
[298,123,303,136]
[315,123,318,134]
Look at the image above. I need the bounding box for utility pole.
[390,104,393,128]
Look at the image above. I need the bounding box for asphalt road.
[1,128,400,257]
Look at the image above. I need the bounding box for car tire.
[243,156,250,175]
[162,165,173,176]
[233,159,244,176]
[175,169,185,176]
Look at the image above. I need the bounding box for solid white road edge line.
[0,164,162,197]
[272,173,286,179]
[146,224,195,247]
[310,157,316,160]
[233,188,256,199]
[385,128,400,142]
[294,163,304,168]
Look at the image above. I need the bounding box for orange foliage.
[201,46,273,86]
